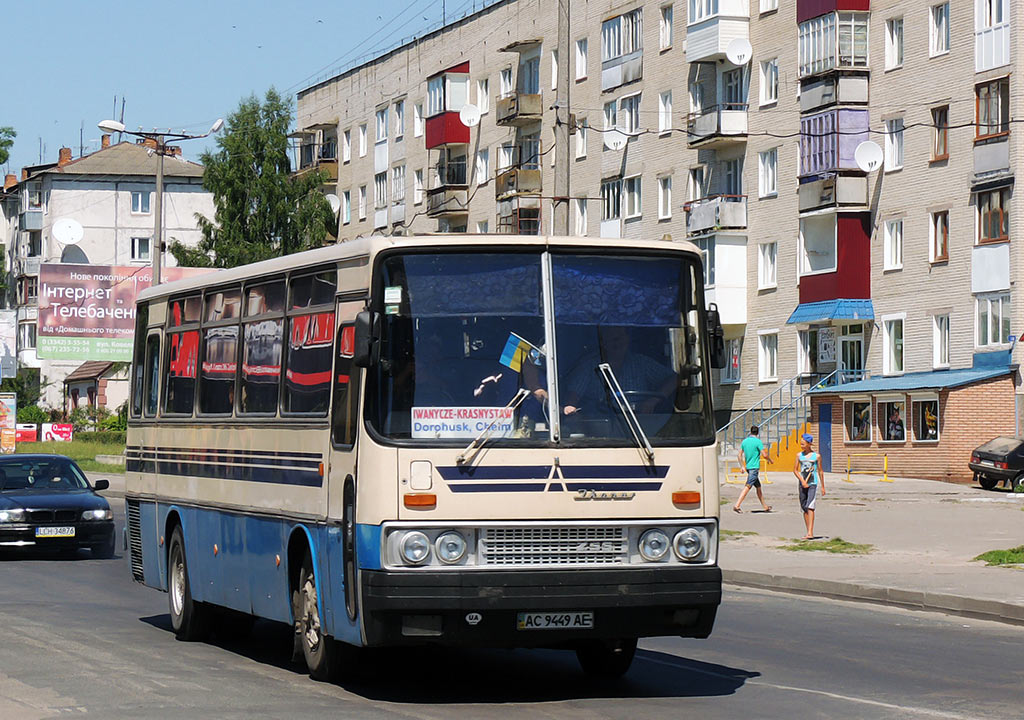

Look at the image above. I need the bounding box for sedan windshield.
[0,458,89,492]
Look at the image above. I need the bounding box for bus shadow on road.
[140,613,758,702]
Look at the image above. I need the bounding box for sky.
[3,0,489,174]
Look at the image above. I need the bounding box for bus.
[124,234,727,679]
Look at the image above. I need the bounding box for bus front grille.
[479,526,629,566]
[126,500,144,582]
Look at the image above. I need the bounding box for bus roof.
[136,234,701,303]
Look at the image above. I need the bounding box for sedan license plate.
[980,460,995,467]
[35,526,75,538]
[517,611,593,630]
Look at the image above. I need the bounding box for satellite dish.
[325,194,341,215]
[459,104,481,128]
[726,38,752,66]
[854,141,884,172]
[604,129,628,151]
[52,218,84,245]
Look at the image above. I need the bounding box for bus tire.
[294,552,338,681]
[167,526,211,641]
[575,638,637,678]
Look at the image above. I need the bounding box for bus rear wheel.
[575,638,637,678]
[294,552,339,681]
[167,526,211,641]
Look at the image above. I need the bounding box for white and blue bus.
[125,234,726,679]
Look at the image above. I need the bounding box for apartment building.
[295,0,1019,481]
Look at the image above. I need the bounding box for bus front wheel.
[167,526,211,641]
[575,638,637,678]
[294,552,339,681]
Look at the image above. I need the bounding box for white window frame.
[393,101,405,140]
[882,313,906,375]
[758,148,778,198]
[758,331,779,382]
[930,210,949,262]
[602,8,643,62]
[687,166,705,201]
[358,185,367,220]
[933,313,950,368]
[883,218,904,270]
[500,67,514,98]
[413,169,424,205]
[573,197,588,236]
[759,58,779,106]
[930,3,950,56]
[392,165,406,205]
[976,292,1012,347]
[575,120,588,159]
[624,175,642,219]
[551,50,559,91]
[688,0,720,25]
[374,172,388,209]
[619,92,641,133]
[911,393,941,442]
[475,149,490,186]
[760,0,778,12]
[342,129,351,163]
[885,17,904,70]
[758,242,778,289]
[375,108,388,143]
[603,100,618,132]
[575,38,588,80]
[476,220,489,234]
[130,236,151,262]
[797,329,816,375]
[358,125,367,157]
[427,76,445,116]
[658,176,672,220]
[130,191,151,215]
[846,398,873,443]
[342,190,351,225]
[884,118,904,171]
[660,5,674,50]
[601,177,622,220]
[799,214,838,276]
[476,79,489,114]
[798,12,869,77]
[696,237,715,287]
[18,321,36,350]
[658,91,673,134]
[722,338,742,383]
[414,104,424,137]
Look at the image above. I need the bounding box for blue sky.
[3,0,485,174]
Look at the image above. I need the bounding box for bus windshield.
[366,250,714,445]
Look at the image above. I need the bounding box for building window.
[520,56,541,95]
[475,149,489,186]
[758,242,777,289]
[342,130,351,163]
[658,176,672,220]
[724,157,743,196]
[601,178,622,220]
[602,8,643,63]
[933,314,950,367]
[620,93,641,133]
[18,277,38,304]
[499,143,514,171]
[25,231,41,257]
[414,104,424,137]
[342,190,351,225]
[723,338,741,383]
[798,12,869,77]
[688,166,705,201]
[930,211,949,262]
[550,50,559,91]
[931,106,949,160]
[499,67,513,98]
[358,185,367,220]
[883,316,905,374]
[930,3,950,56]
[976,77,1010,140]
[575,120,588,159]
[688,0,719,24]
[976,292,1011,347]
[884,218,904,270]
[18,321,36,350]
[476,220,489,234]
[476,79,489,114]
[884,118,904,170]
[413,170,424,205]
[977,188,1010,244]
[760,0,778,11]
[131,236,151,261]
[393,101,405,139]
[799,214,837,275]
[131,191,151,214]
[846,400,872,442]
[624,176,642,218]
[913,397,940,441]
[375,108,388,143]
[603,100,617,133]
[392,165,406,205]
[880,399,907,441]
[374,172,387,209]
[759,58,778,105]
[758,148,778,198]
[573,198,588,236]
[885,17,904,69]
[358,125,367,157]
[758,332,778,382]
[660,5,674,49]
[658,91,672,134]
[696,237,716,287]
[798,328,819,375]
[575,39,588,80]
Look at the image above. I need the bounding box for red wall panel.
[425,112,470,150]
[797,0,870,24]
[799,213,871,303]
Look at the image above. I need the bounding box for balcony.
[975,20,1010,72]
[686,105,747,148]
[798,175,868,213]
[496,93,542,127]
[685,195,747,235]
[796,0,870,24]
[496,196,541,235]
[19,209,42,231]
[495,167,542,198]
[698,234,747,326]
[685,0,749,63]
[426,160,468,217]
[425,113,470,150]
[799,109,869,178]
[973,136,1010,182]
[799,70,869,113]
[798,212,871,305]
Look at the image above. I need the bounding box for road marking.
[637,653,977,719]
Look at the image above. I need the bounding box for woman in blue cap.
[794,433,825,539]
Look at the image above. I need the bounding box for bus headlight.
[639,529,670,561]
[399,531,431,565]
[435,531,467,564]
[673,527,705,561]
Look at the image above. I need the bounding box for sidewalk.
[719,467,1024,625]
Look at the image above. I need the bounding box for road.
[0,500,1020,719]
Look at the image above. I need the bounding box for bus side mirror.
[352,310,379,368]
[707,303,726,369]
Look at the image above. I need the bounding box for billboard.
[0,393,15,454]
[37,264,214,361]
[0,311,15,379]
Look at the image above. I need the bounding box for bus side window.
[130,303,149,418]
[332,323,359,446]
[144,334,161,417]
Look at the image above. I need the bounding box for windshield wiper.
[597,362,655,464]
[456,388,530,466]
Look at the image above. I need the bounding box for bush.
[75,430,127,445]
[17,404,49,424]
[68,406,113,433]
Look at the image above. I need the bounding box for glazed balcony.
[799,70,870,113]
[685,195,747,235]
[496,93,543,127]
[798,175,868,213]
[686,104,748,148]
[686,0,749,63]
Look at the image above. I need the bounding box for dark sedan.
[0,454,115,557]
[968,436,1024,491]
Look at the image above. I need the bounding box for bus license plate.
[35,526,75,538]
[517,611,593,630]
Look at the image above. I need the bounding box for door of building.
[840,324,864,381]
[818,403,832,473]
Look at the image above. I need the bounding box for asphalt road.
[0,500,1020,719]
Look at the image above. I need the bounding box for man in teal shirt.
[733,425,771,513]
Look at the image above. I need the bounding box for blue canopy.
[787,299,874,325]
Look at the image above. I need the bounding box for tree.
[169,89,335,269]
[0,126,15,168]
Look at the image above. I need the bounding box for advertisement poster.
[15,424,38,443]
[36,264,215,361]
[0,311,16,380]
[818,327,837,364]
[41,423,74,442]
[0,393,16,454]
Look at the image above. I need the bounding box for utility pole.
[553,0,571,236]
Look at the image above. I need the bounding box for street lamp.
[96,118,223,285]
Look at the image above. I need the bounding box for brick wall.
[811,375,1016,483]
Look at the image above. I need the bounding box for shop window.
[880,399,906,442]
[846,400,871,442]
[723,338,741,383]
[912,398,940,441]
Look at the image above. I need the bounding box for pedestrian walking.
[794,433,825,539]
[733,425,771,513]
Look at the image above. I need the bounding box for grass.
[781,537,874,555]
[721,529,758,539]
[973,546,1024,567]
[15,439,125,474]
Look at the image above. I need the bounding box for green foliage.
[68,405,112,433]
[75,430,127,445]
[168,88,335,269]
[973,546,1024,566]
[16,404,48,424]
[0,126,15,167]
[781,537,874,554]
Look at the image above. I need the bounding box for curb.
[723,569,1024,627]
